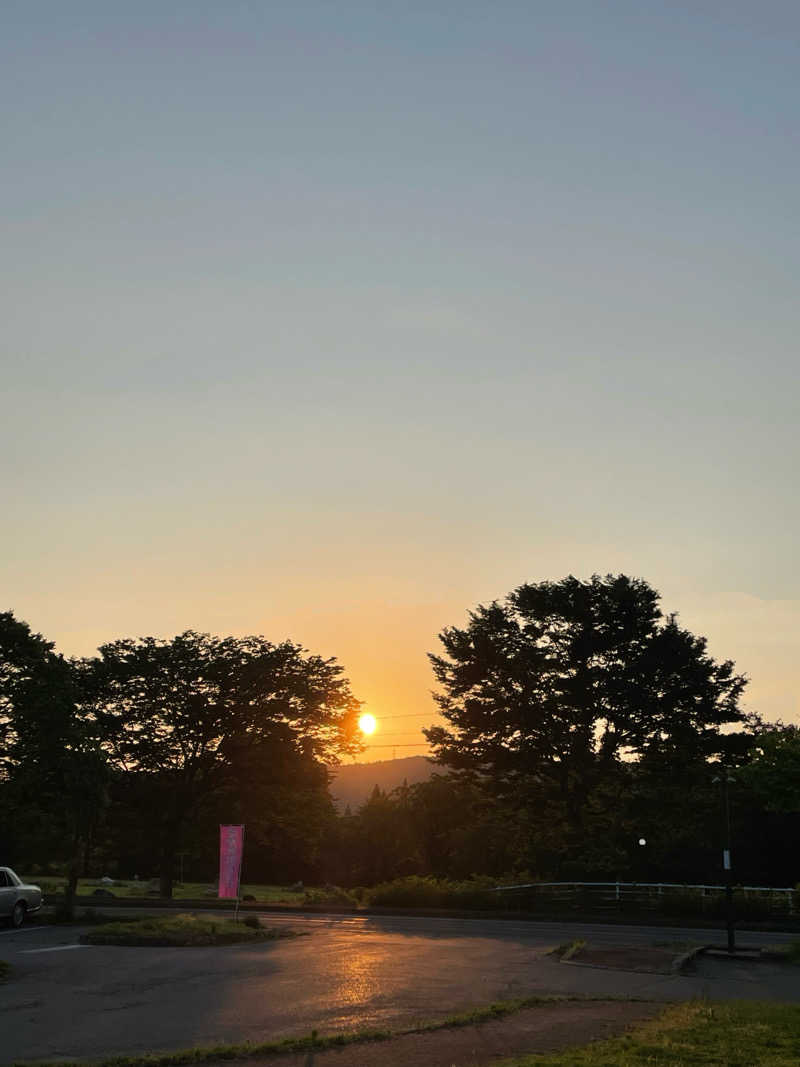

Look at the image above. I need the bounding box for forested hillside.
[329,755,435,812]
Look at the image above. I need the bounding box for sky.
[3,2,799,757]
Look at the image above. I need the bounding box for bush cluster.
[302,885,359,906]
[364,875,501,910]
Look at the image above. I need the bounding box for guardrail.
[490,881,796,917]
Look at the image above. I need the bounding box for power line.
[366,712,440,720]
[366,732,430,738]
[362,742,431,749]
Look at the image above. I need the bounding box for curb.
[704,945,781,961]
[670,945,707,974]
[39,899,800,934]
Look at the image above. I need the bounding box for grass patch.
[503,1000,800,1065]
[549,938,585,960]
[0,960,10,983]
[301,885,358,907]
[414,994,586,1031]
[23,879,306,904]
[79,913,295,947]
[762,940,800,962]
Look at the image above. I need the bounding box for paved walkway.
[205,1001,663,1067]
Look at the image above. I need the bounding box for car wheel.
[11,901,26,928]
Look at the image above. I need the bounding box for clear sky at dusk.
[3,2,799,756]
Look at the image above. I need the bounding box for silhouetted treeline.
[322,758,800,889]
[330,756,434,813]
[3,575,800,899]
[6,755,798,891]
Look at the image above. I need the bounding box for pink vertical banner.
[218,824,244,899]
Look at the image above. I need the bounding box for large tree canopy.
[740,724,800,814]
[0,612,107,908]
[424,575,748,824]
[85,631,362,895]
[0,611,62,781]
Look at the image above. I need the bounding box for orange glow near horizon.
[358,712,377,735]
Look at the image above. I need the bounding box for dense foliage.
[1,617,362,896]
[85,631,361,895]
[2,576,799,892]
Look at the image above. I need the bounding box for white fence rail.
[490,881,796,915]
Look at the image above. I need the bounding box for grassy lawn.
[0,960,9,982]
[79,913,297,947]
[24,878,305,903]
[507,1001,800,1065]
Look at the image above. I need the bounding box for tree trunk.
[159,790,192,899]
[159,821,180,899]
[63,834,84,920]
[159,845,174,899]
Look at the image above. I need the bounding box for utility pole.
[714,771,735,953]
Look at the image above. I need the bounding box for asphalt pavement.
[2,912,798,1064]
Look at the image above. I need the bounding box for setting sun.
[358,713,377,735]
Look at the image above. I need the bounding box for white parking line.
[1,926,46,935]
[22,944,93,954]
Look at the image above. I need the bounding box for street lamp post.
[713,771,735,953]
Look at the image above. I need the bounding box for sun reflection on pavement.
[332,945,382,1006]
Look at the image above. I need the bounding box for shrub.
[660,888,713,917]
[80,913,286,946]
[302,885,357,907]
[242,914,261,929]
[365,876,500,910]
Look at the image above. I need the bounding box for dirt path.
[208,1000,661,1067]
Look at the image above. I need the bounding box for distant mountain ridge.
[329,755,436,812]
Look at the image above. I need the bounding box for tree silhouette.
[425,575,747,835]
[0,612,107,914]
[86,631,361,896]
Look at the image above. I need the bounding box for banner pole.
[234,825,245,922]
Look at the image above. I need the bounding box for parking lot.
[2,912,798,1064]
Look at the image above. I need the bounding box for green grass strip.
[0,960,10,983]
[502,1000,800,1065]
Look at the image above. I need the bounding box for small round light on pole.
[638,838,646,847]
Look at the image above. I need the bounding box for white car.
[0,867,43,928]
